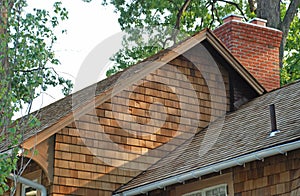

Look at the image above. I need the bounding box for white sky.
[24,0,120,115]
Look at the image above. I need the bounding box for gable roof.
[0,29,265,152]
[114,80,300,195]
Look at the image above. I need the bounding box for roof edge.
[22,28,266,150]
[205,30,266,95]
[114,139,300,195]
[21,30,209,150]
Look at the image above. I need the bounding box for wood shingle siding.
[54,125,139,195]
[13,29,264,152]
[233,149,300,195]
[3,28,270,196]
[52,44,232,195]
[133,149,300,196]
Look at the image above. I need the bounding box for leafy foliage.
[106,26,189,77]
[0,0,72,194]
[103,0,253,76]
[102,0,300,85]
[281,12,300,85]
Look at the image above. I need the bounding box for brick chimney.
[213,14,282,91]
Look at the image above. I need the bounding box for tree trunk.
[247,0,256,13]
[0,1,10,139]
[256,0,281,28]
[0,3,8,72]
[0,1,13,76]
[279,0,300,68]
[256,0,300,68]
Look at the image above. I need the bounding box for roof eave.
[114,140,300,196]
[22,29,266,150]
[21,30,208,150]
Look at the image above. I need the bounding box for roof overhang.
[22,29,265,150]
[114,140,300,195]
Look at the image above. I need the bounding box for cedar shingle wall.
[53,126,137,196]
[233,148,300,196]
[138,149,300,196]
[52,44,230,195]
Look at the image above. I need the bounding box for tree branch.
[217,0,248,20]
[214,4,222,24]
[14,67,44,73]
[175,0,191,30]
[168,0,191,44]
[279,0,300,68]
[210,1,215,27]
[281,0,300,36]
[248,0,256,13]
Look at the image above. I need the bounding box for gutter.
[8,173,47,196]
[114,140,300,196]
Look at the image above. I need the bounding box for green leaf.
[0,0,72,191]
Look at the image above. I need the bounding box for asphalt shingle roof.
[115,81,300,193]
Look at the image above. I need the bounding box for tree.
[102,0,300,84]
[0,0,72,194]
[281,12,300,84]
[256,0,300,67]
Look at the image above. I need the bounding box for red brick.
[214,19,282,91]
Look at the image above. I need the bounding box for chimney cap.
[222,14,243,23]
[249,18,267,26]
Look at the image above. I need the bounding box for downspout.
[2,148,46,195]
[114,140,300,196]
[8,173,47,196]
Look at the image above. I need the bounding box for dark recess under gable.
[202,40,259,111]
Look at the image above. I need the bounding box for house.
[2,14,300,196]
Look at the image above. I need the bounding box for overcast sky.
[24,0,120,114]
